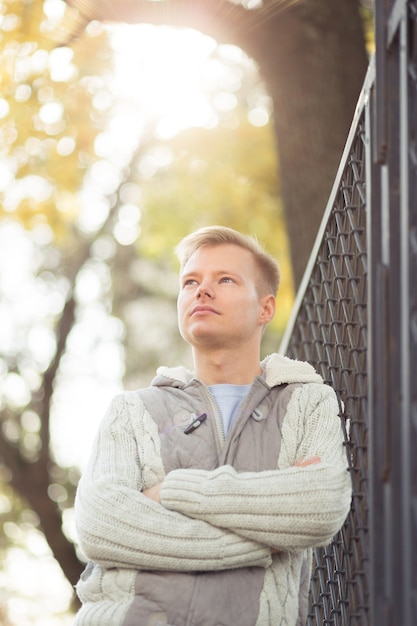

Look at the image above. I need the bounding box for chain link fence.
[279,3,417,623]
[281,99,369,625]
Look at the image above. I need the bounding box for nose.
[196,280,214,299]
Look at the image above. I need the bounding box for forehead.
[181,244,256,274]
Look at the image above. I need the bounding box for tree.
[0,2,293,619]
[0,1,372,620]
[0,0,116,612]
[64,0,369,286]
[0,0,114,232]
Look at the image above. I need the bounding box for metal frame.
[279,2,417,623]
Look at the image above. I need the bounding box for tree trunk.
[0,0,367,597]
[246,0,369,286]
[11,456,84,590]
[0,434,83,608]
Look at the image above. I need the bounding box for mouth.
[191,305,219,316]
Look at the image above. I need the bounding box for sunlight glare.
[248,106,270,126]
[109,24,220,138]
[89,159,122,195]
[39,101,63,124]
[2,372,31,408]
[43,0,66,21]
[0,97,10,117]
[77,191,110,233]
[48,46,77,82]
[27,325,57,366]
[5,546,74,626]
[2,175,53,212]
[214,91,238,111]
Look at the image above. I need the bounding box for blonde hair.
[175,225,280,296]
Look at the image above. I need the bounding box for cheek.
[240,299,263,324]
[177,294,188,326]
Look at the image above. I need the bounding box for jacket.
[74,354,352,626]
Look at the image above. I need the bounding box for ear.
[259,294,276,325]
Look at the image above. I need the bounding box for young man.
[74,226,352,626]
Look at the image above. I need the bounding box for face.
[177,244,275,351]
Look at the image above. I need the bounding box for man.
[74,225,352,626]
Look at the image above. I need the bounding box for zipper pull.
[184,413,207,435]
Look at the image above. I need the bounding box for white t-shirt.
[208,383,251,433]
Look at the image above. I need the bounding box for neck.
[192,347,262,385]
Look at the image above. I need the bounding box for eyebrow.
[180,269,243,281]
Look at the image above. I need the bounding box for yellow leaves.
[359,5,374,55]
[0,3,295,334]
[140,120,279,251]
[0,0,112,241]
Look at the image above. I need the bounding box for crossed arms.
[75,385,352,572]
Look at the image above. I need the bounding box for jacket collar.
[153,353,323,389]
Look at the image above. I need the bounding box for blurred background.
[0,1,372,623]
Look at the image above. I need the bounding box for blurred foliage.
[360,3,375,55]
[0,0,113,241]
[0,4,293,621]
[0,0,376,623]
[139,119,294,334]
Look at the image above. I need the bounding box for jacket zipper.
[195,376,266,453]
[195,379,226,448]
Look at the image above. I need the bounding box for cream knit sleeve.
[74,393,272,571]
[161,383,352,551]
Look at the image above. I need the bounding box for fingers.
[294,456,321,468]
[142,482,163,503]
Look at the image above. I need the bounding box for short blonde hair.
[175,225,280,296]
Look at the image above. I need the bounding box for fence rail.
[279,2,417,623]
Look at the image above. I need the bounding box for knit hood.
[153,353,323,389]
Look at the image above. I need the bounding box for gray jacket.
[74,354,352,626]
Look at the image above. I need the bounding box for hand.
[142,482,163,503]
[294,456,321,467]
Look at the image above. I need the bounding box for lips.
[191,305,219,316]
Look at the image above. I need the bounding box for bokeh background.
[0,1,373,623]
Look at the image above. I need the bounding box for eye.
[220,276,234,284]
[183,278,198,287]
